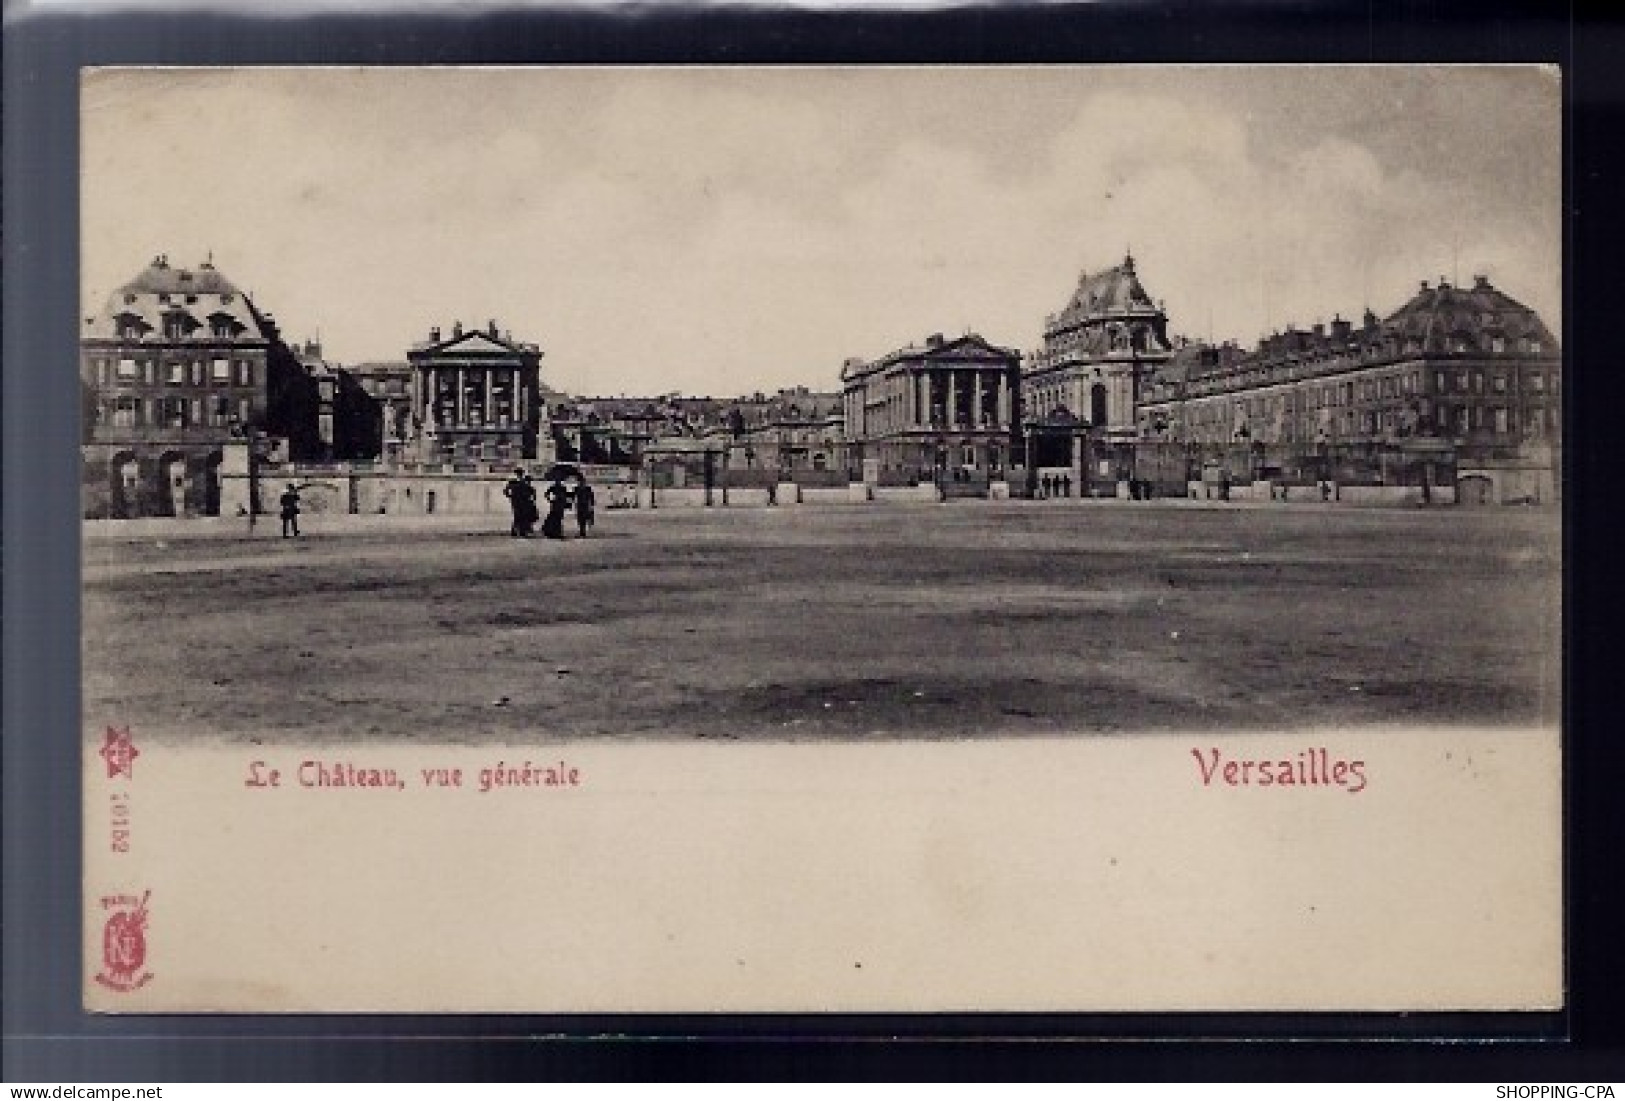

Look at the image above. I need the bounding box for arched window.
[1090,383,1108,427]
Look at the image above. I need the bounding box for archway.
[109,451,139,519]
[1089,384,1109,428]
[158,452,188,517]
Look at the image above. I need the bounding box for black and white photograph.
[77,65,1562,1014]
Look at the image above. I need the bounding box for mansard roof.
[1052,253,1162,330]
[84,255,265,341]
[1382,276,1558,350]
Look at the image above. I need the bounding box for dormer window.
[162,311,197,340]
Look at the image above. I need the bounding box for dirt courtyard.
[81,502,1561,745]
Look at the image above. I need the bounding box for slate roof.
[1382,276,1558,349]
[1052,254,1161,329]
[84,255,264,341]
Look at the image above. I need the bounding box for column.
[997,373,1011,429]
[947,372,959,428]
[484,369,494,426]
[917,373,929,428]
[456,366,467,427]
[972,371,985,430]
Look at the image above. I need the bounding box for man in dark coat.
[503,468,537,537]
[279,483,301,538]
[574,477,596,538]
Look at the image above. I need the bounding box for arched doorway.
[1457,475,1494,507]
[109,451,139,519]
[158,451,188,517]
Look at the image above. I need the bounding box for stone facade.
[1137,275,1561,503]
[408,321,546,464]
[841,332,1023,485]
[81,255,287,517]
[1026,253,1174,441]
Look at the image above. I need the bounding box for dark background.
[6,0,1622,1082]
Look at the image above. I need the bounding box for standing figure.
[573,477,596,538]
[541,477,571,540]
[503,468,527,537]
[279,483,301,538]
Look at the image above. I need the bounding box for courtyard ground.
[81,501,1561,744]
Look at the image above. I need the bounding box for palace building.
[407,320,546,465]
[1137,274,1561,503]
[80,255,320,517]
[1025,253,1174,439]
[840,332,1022,483]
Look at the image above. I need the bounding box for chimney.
[430,326,441,342]
[926,333,945,348]
[1331,314,1352,342]
[1474,274,1490,289]
[488,319,498,337]
[1312,322,1326,339]
[453,320,463,338]
[1419,280,1429,292]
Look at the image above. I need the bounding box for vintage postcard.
[81,65,1561,1013]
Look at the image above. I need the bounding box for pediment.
[436,332,516,355]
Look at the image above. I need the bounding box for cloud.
[81,69,1561,396]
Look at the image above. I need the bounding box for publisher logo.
[94,891,152,992]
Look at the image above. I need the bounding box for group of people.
[503,469,595,540]
[1036,473,1074,498]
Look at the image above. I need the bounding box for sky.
[82,66,1561,397]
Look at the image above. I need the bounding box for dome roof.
[1382,276,1558,350]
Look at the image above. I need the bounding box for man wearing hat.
[503,468,537,537]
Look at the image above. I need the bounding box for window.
[1530,373,1545,394]
[167,362,185,384]
[1457,370,1469,391]
[112,396,138,427]
[1492,337,1506,353]
[1495,407,1509,434]
[1529,340,1543,354]
[117,358,139,380]
[237,361,253,387]
[191,361,205,386]
[211,358,231,382]
[1492,373,1507,393]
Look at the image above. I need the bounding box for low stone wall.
[722,487,773,507]
[774,482,801,505]
[871,484,942,504]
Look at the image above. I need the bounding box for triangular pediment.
[436,332,516,355]
[928,334,1017,362]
